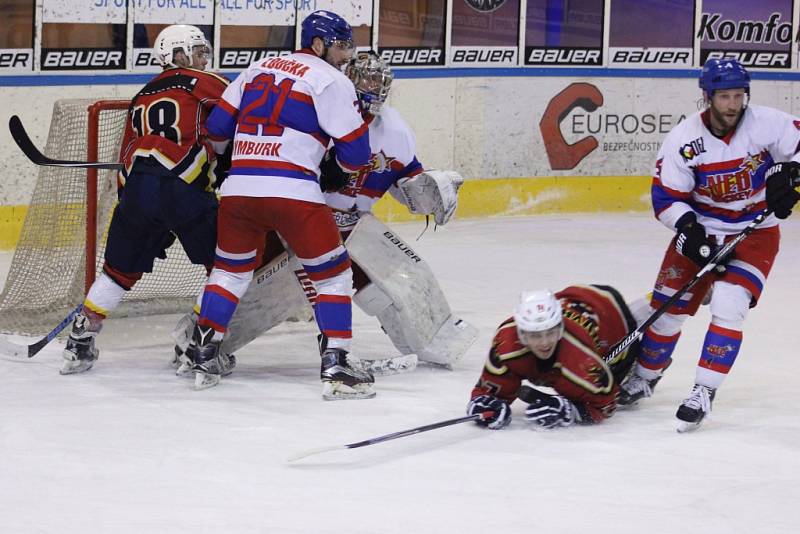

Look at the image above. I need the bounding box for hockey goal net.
[0,98,206,335]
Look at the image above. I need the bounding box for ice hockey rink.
[1,213,798,534]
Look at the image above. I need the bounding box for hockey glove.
[674,212,717,267]
[319,146,353,193]
[525,393,578,429]
[765,161,800,219]
[467,395,511,430]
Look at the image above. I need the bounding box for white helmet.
[513,290,563,333]
[154,25,210,69]
[345,51,394,115]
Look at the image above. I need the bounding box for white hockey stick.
[0,304,82,359]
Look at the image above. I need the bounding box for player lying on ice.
[171,51,476,396]
[467,286,649,430]
[60,25,230,375]
[617,57,800,432]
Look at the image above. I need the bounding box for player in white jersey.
[618,58,800,431]
[186,11,375,400]
[170,52,474,377]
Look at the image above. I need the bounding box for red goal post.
[0,98,205,335]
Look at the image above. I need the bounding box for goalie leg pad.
[220,250,314,355]
[347,214,476,367]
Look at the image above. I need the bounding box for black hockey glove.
[319,146,353,193]
[674,212,717,267]
[213,143,233,188]
[765,161,800,219]
[524,392,578,429]
[467,395,511,430]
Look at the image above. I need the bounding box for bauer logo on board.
[379,47,444,66]
[42,48,125,70]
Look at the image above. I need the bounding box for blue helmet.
[300,10,354,49]
[699,58,751,95]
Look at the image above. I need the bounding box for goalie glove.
[467,395,511,430]
[524,391,579,429]
[395,170,464,225]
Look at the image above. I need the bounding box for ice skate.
[171,311,197,376]
[676,384,716,433]
[618,360,671,406]
[320,348,376,400]
[172,346,193,376]
[60,313,99,375]
[188,326,225,390]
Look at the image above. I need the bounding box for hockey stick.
[287,411,492,462]
[603,208,774,363]
[0,304,82,359]
[9,115,124,170]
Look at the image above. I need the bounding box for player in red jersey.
[467,285,644,430]
[60,25,230,375]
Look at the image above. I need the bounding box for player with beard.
[618,58,800,431]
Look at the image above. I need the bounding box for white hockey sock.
[84,272,126,316]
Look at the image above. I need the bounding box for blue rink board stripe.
[4,68,800,86]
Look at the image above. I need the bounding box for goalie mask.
[346,51,394,115]
[513,290,564,360]
[154,25,211,70]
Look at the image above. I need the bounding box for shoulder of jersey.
[746,103,785,122]
[180,67,230,86]
[377,107,415,142]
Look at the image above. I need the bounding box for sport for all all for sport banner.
[699,0,793,69]
[608,0,694,68]
[42,0,126,24]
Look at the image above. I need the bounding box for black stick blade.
[9,115,124,170]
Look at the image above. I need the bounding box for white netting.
[0,99,206,335]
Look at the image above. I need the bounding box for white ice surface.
[1,214,798,534]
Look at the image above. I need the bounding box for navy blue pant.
[104,158,218,276]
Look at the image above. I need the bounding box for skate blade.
[175,361,193,377]
[361,354,418,376]
[676,419,704,433]
[322,381,376,401]
[194,372,221,390]
[59,360,94,375]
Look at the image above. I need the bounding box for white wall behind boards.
[2,76,799,207]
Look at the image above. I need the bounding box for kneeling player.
[467,286,646,430]
[327,51,477,372]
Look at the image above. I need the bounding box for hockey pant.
[636,225,780,386]
[198,196,353,350]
